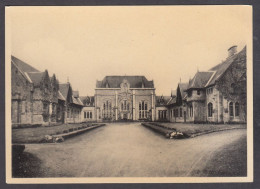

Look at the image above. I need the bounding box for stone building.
[11,56,62,126]
[95,76,155,122]
[59,83,84,123]
[167,83,190,123]
[155,95,171,121]
[168,45,247,123]
[80,96,95,122]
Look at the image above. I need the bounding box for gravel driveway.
[19,122,247,177]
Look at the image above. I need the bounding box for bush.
[56,131,61,135]
[63,130,69,133]
[69,128,73,132]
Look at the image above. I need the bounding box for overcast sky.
[9,6,251,96]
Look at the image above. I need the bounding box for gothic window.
[90,111,92,119]
[139,101,148,119]
[84,112,86,118]
[180,108,182,117]
[229,102,234,116]
[208,103,213,117]
[103,101,112,119]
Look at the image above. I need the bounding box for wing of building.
[95,76,156,121]
[167,45,247,123]
[11,56,83,127]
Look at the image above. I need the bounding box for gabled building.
[167,82,189,123]
[11,56,62,126]
[95,76,155,121]
[80,96,95,122]
[167,45,246,124]
[155,95,171,121]
[59,83,83,123]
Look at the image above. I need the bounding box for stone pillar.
[132,90,136,120]
[115,91,118,120]
[151,90,155,121]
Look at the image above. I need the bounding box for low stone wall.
[40,124,106,143]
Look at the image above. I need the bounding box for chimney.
[228,45,237,57]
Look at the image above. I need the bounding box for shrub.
[69,128,73,132]
[56,131,61,135]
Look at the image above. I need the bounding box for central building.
[95,76,155,122]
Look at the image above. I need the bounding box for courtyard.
[13,122,247,177]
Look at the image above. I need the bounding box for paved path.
[23,122,247,177]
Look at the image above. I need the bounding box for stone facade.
[11,56,63,127]
[167,46,247,124]
[80,96,95,122]
[95,76,155,122]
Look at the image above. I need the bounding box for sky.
[8,6,251,96]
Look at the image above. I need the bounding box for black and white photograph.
[5,5,253,183]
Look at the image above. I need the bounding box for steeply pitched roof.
[167,96,177,106]
[155,96,171,107]
[59,83,70,100]
[96,76,154,88]
[80,96,95,107]
[11,56,39,73]
[187,71,214,89]
[26,72,45,86]
[178,83,189,97]
[58,90,66,101]
[206,46,246,86]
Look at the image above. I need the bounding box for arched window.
[229,102,234,116]
[139,101,148,119]
[208,103,213,117]
[190,105,193,117]
[103,100,112,119]
[235,102,239,116]
[180,108,182,117]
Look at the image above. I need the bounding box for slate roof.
[59,83,70,100]
[179,83,189,97]
[11,56,39,73]
[187,71,214,89]
[206,46,246,86]
[26,72,45,86]
[80,96,95,107]
[72,96,84,106]
[58,91,66,101]
[96,76,154,88]
[59,83,83,106]
[155,96,171,107]
[166,96,177,106]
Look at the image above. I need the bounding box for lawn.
[155,122,246,137]
[12,123,98,143]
